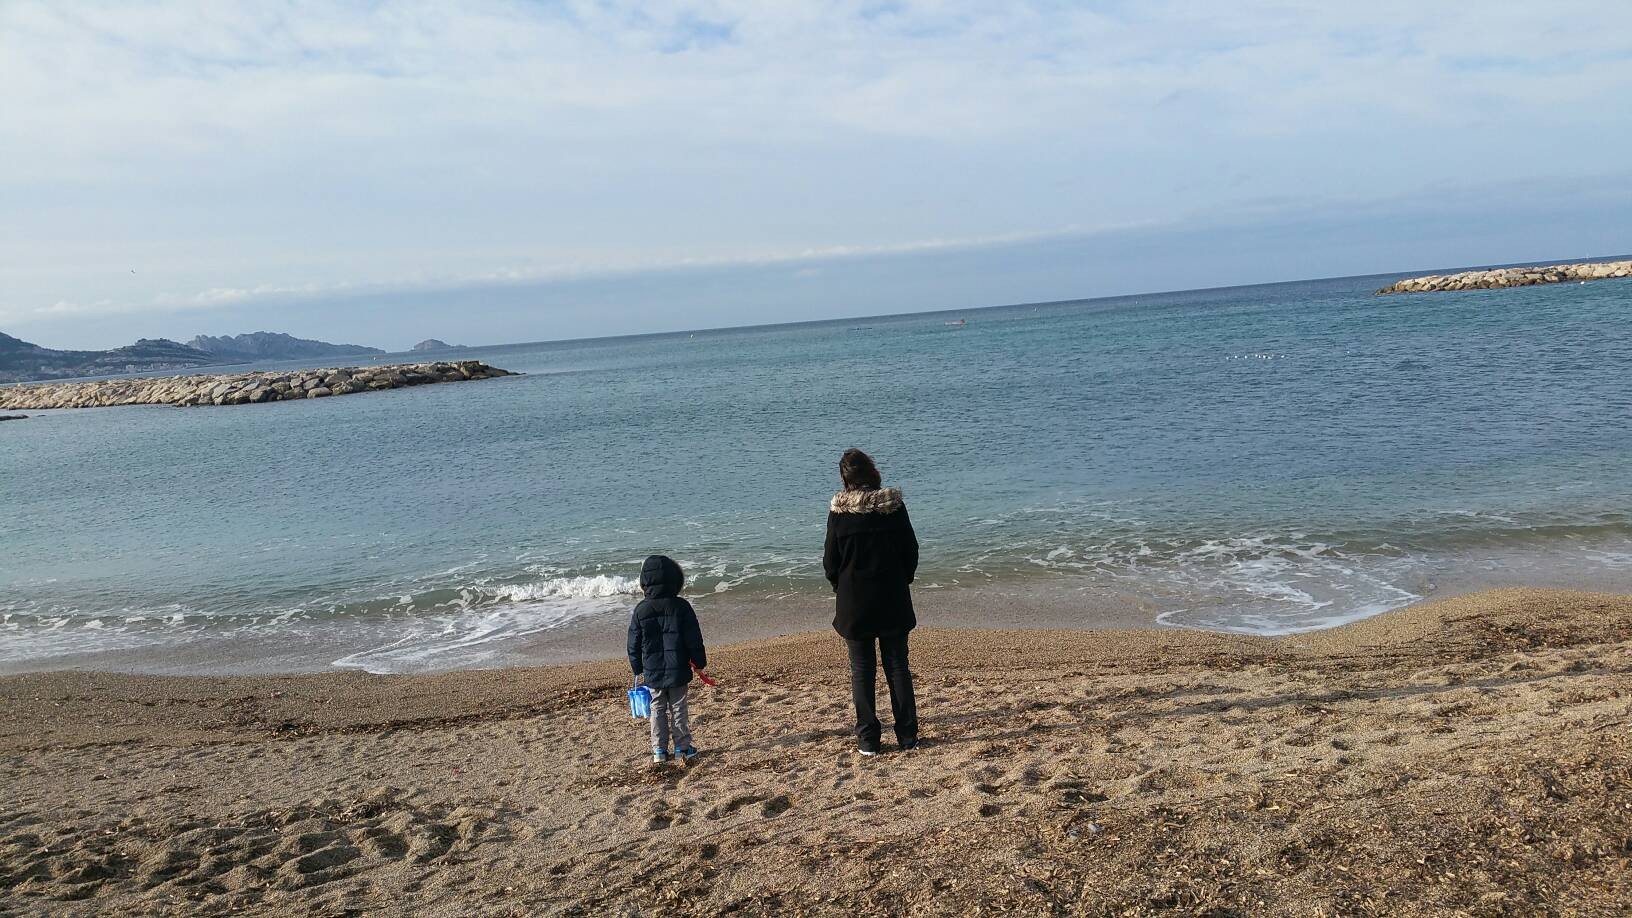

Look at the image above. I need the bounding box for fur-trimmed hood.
[829,487,904,515]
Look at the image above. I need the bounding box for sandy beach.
[2,587,1629,916]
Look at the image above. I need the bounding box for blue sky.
[2,1,1630,350]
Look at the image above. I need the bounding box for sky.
[2,1,1630,351]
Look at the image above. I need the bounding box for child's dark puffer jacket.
[626,555,707,689]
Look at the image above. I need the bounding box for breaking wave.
[486,575,640,603]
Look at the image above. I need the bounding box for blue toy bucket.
[628,684,651,719]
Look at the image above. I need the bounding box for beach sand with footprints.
[2,588,1629,916]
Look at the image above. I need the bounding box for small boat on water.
[944,319,967,327]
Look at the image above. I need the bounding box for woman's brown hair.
[839,448,882,491]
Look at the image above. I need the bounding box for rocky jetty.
[1377,259,1632,295]
[0,361,513,410]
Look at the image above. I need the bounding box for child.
[626,554,708,764]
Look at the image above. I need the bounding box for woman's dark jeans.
[845,632,918,749]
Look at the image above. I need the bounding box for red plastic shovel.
[691,662,717,686]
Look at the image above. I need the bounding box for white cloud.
[0,221,1131,322]
[1,1,1630,333]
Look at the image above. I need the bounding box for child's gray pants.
[649,685,693,752]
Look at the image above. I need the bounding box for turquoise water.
[6,270,1632,671]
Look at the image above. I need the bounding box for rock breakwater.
[1377,259,1631,294]
[0,360,514,410]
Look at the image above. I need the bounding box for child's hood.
[640,555,684,599]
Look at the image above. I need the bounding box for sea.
[6,267,1632,673]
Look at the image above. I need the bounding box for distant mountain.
[410,338,466,352]
[0,333,215,383]
[1,330,387,383]
[188,332,383,361]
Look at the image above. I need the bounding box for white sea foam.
[329,603,601,674]
[1581,549,1632,568]
[487,574,639,603]
[1152,554,1422,636]
[1025,532,1425,636]
[0,603,210,663]
[326,574,643,673]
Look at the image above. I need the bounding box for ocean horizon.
[6,263,1632,674]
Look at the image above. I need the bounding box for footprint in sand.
[1048,779,1107,807]
[704,792,792,820]
[706,794,766,820]
[279,842,363,888]
[609,791,639,817]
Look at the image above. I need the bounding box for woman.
[823,448,919,755]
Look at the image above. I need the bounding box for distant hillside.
[188,332,383,361]
[0,333,215,383]
[410,339,466,352]
[1,330,387,383]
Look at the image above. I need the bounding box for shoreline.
[2,587,1628,914]
[9,559,1632,678]
[0,580,1171,678]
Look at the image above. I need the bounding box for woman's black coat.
[823,487,919,640]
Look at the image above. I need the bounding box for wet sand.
[2,587,1629,915]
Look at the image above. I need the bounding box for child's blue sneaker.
[652,750,669,765]
[677,746,699,761]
